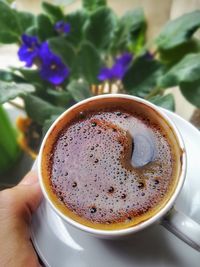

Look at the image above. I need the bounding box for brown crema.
[41,97,182,230]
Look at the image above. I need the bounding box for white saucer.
[31,109,200,267]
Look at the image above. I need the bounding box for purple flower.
[98,52,133,81]
[39,42,69,85]
[18,34,40,67]
[18,34,69,85]
[54,21,71,34]
[111,62,128,80]
[97,67,113,81]
[115,52,133,67]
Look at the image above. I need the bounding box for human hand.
[0,171,42,267]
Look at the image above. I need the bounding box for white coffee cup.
[38,94,200,251]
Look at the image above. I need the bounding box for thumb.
[0,172,43,267]
[18,171,43,214]
[0,171,42,227]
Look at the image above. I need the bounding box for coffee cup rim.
[38,94,187,237]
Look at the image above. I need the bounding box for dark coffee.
[42,98,181,230]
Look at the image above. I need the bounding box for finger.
[19,170,39,185]
[0,173,43,222]
[0,173,43,267]
[17,181,43,215]
[18,171,43,213]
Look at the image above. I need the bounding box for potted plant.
[0,0,200,161]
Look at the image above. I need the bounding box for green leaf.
[180,80,200,108]
[149,94,175,111]
[43,114,59,135]
[0,104,18,155]
[17,11,36,32]
[46,89,74,107]
[37,14,55,41]
[123,56,163,97]
[18,69,51,98]
[0,32,19,43]
[0,105,20,174]
[42,1,64,22]
[159,53,200,88]
[48,37,75,68]
[3,0,15,3]
[65,10,89,47]
[0,81,34,104]
[0,70,25,83]
[24,94,64,125]
[0,1,21,43]
[25,26,38,36]
[0,1,20,32]
[67,80,92,102]
[158,38,200,66]
[72,42,102,83]
[84,7,117,50]
[18,69,44,87]
[111,8,146,54]
[0,0,9,4]
[82,0,106,12]
[156,10,200,50]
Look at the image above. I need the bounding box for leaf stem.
[145,87,163,100]
[8,100,24,110]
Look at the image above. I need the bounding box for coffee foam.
[47,108,176,229]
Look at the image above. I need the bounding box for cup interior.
[38,94,186,237]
